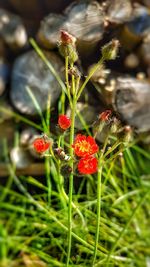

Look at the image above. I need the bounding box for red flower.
[72,134,99,157]
[77,156,98,175]
[33,137,50,153]
[99,110,112,122]
[58,115,71,130]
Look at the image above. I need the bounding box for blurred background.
[0,0,150,176]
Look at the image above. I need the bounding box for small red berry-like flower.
[77,156,98,175]
[33,138,50,153]
[60,30,76,45]
[58,115,71,130]
[72,134,99,157]
[99,110,112,122]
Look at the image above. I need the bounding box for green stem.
[76,57,104,100]
[92,163,102,266]
[45,157,51,207]
[104,141,121,158]
[30,38,67,96]
[92,135,109,266]
[0,106,43,131]
[65,57,72,106]
[66,96,76,266]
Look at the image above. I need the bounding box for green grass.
[0,139,150,267]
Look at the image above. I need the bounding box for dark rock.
[113,77,150,132]
[138,34,150,75]
[124,53,139,69]
[106,0,132,24]
[127,4,150,36]
[67,102,99,130]
[64,1,105,55]
[9,0,44,20]
[20,127,39,147]
[0,58,9,96]
[0,8,27,49]
[37,14,66,49]
[119,4,150,50]
[0,40,6,57]
[8,0,74,19]
[38,1,105,55]
[10,50,64,115]
[10,146,34,168]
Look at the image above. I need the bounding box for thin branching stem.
[76,57,104,100]
[67,96,76,267]
[92,135,109,265]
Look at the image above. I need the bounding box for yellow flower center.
[75,140,91,153]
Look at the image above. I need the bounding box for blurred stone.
[124,53,139,69]
[67,102,99,130]
[0,58,9,96]
[91,71,117,105]
[65,1,105,55]
[138,34,150,68]
[119,4,150,50]
[9,0,44,20]
[10,50,64,115]
[0,8,27,49]
[106,0,132,24]
[0,40,6,57]
[38,1,105,56]
[8,0,74,19]
[10,146,33,169]
[127,4,150,36]
[113,77,150,132]
[20,127,39,147]
[37,14,66,49]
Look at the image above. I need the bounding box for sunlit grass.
[0,136,150,266]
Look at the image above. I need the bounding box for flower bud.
[99,110,112,122]
[60,164,72,177]
[117,125,133,144]
[110,117,121,134]
[60,30,76,45]
[58,114,71,130]
[54,147,71,161]
[58,30,78,64]
[93,110,112,138]
[102,39,120,61]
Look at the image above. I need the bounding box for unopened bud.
[54,147,71,161]
[102,39,120,61]
[60,30,76,45]
[118,125,133,144]
[68,66,81,78]
[58,30,78,64]
[61,164,72,177]
[110,117,121,133]
[99,110,112,122]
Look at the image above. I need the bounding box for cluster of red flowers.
[72,134,99,175]
[33,114,99,175]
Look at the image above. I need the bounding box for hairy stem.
[66,96,76,266]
